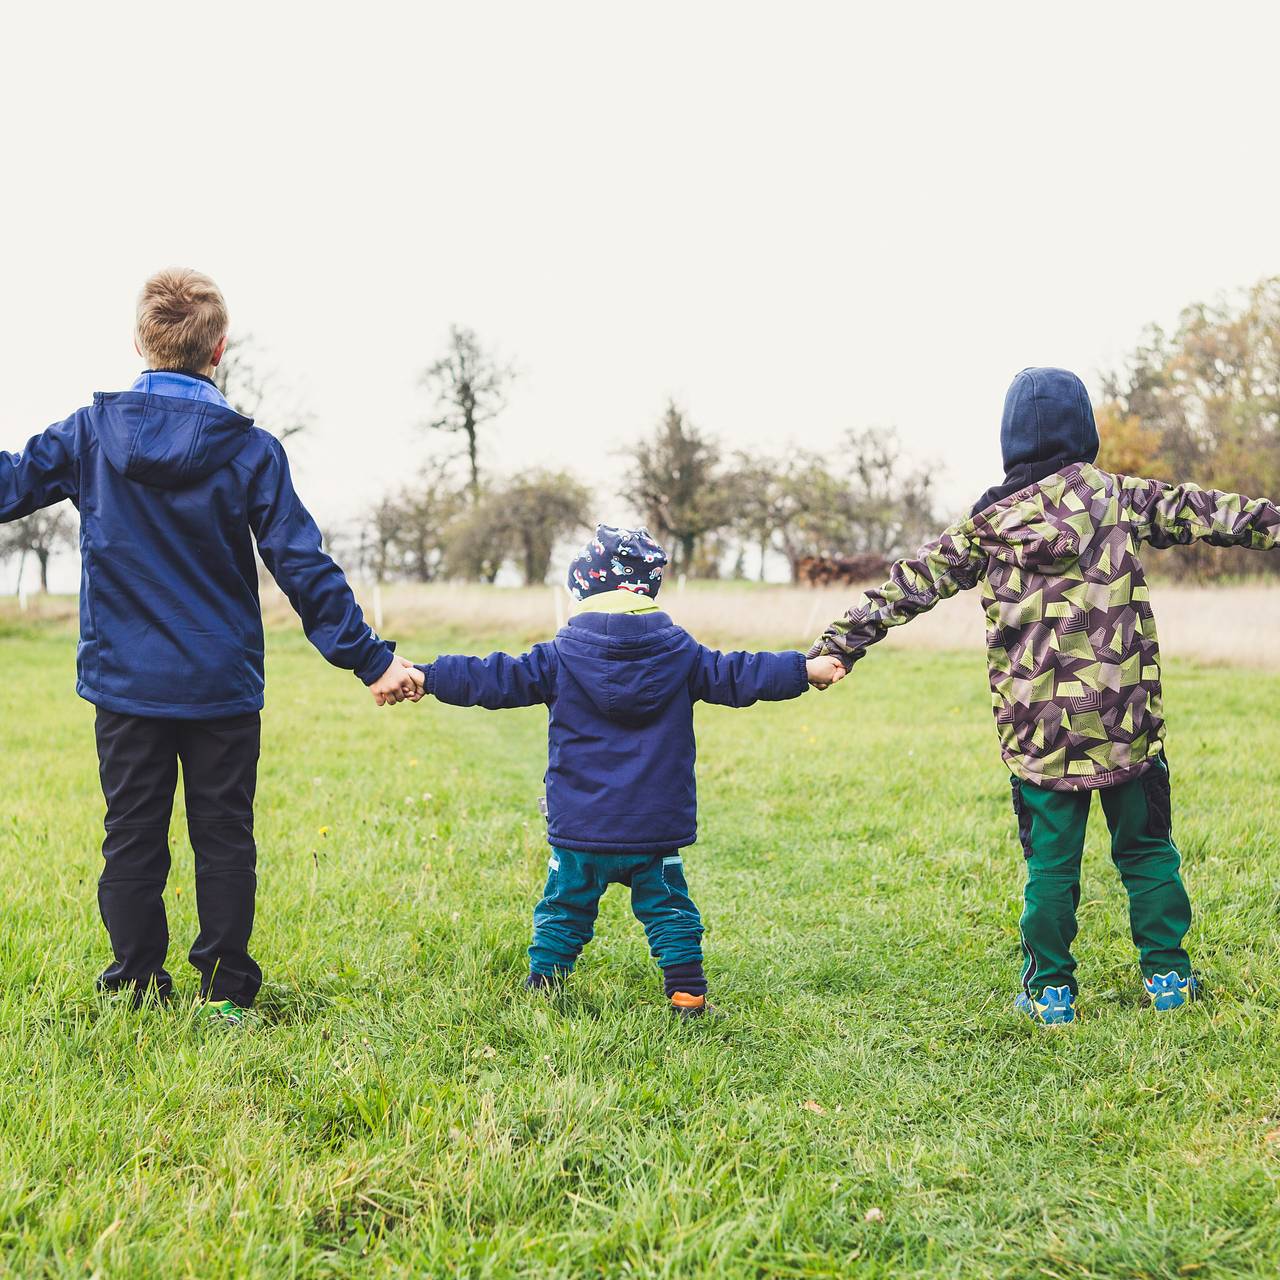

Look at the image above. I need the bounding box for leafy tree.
[728,453,793,581]
[1102,275,1280,577]
[438,470,590,586]
[422,326,515,499]
[493,470,592,585]
[443,497,508,583]
[1094,402,1164,477]
[624,401,731,576]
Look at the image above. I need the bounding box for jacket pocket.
[1011,777,1033,859]
[1141,760,1173,841]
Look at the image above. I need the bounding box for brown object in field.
[796,554,893,587]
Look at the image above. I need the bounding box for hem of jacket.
[78,682,264,720]
[1005,754,1159,792]
[547,832,697,854]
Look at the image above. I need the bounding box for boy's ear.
[210,334,228,368]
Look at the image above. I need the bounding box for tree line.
[1095,276,1280,578]
[5,276,1280,592]
[340,325,940,587]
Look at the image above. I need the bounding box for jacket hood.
[1000,368,1098,473]
[90,392,253,490]
[554,611,698,726]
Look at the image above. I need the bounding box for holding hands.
[805,654,847,691]
[370,656,426,706]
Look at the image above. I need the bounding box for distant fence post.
[552,586,567,631]
[372,581,384,633]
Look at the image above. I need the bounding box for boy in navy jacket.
[415,525,843,1014]
[0,268,421,1024]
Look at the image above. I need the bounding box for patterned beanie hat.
[567,524,668,601]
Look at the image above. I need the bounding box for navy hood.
[972,368,1099,516]
[554,611,698,726]
[1000,367,1098,472]
[90,391,253,491]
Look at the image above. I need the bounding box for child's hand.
[806,655,847,691]
[371,657,425,706]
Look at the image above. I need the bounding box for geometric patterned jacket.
[811,463,1280,790]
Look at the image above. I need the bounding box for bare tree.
[213,335,311,439]
[839,427,937,556]
[1,507,77,593]
[422,326,515,499]
[726,435,939,582]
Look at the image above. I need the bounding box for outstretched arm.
[246,436,399,688]
[422,646,556,709]
[0,416,80,522]
[809,524,985,668]
[1120,474,1280,551]
[690,647,808,707]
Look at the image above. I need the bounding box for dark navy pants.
[529,847,704,978]
[94,708,262,1005]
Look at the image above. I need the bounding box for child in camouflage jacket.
[810,367,1280,1023]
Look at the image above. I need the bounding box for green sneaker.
[200,999,252,1030]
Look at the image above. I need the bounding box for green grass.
[2,622,1280,1279]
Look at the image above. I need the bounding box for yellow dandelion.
[319,826,331,838]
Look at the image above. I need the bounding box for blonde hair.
[135,268,229,371]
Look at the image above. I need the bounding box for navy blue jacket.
[419,610,808,854]
[0,378,393,718]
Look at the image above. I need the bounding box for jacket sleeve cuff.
[416,663,436,695]
[356,639,397,686]
[808,637,853,670]
[783,650,808,697]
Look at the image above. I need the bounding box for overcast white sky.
[2,0,1278,582]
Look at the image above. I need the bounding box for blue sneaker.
[1144,971,1199,1011]
[1014,985,1076,1025]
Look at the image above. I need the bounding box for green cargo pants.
[1011,756,1192,997]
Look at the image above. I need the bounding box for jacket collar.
[566,609,674,637]
[573,589,660,617]
[131,370,230,407]
[971,456,1086,517]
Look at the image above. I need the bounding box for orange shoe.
[669,991,709,1018]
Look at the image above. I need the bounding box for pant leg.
[629,852,704,972]
[1013,777,1091,997]
[1098,755,1192,980]
[177,713,262,1005]
[95,709,179,999]
[528,847,607,977]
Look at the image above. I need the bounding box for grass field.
[3,608,1280,1278]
